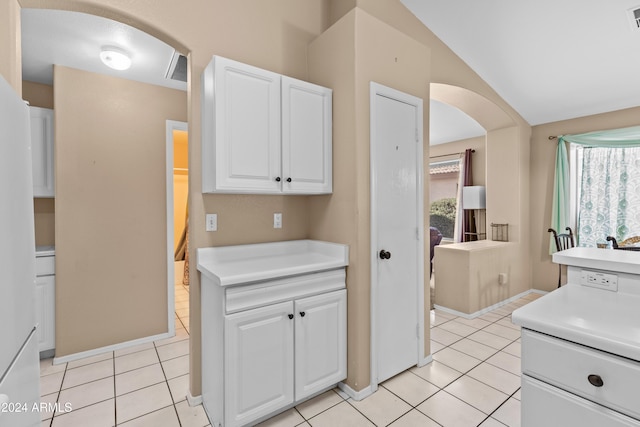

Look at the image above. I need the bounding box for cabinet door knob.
[300,311,306,317]
[275,177,281,182]
[288,314,294,320]
[588,374,604,387]
[286,177,292,182]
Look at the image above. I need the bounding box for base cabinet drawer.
[522,376,640,427]
[522,329,640,420]
[35,274,55,353]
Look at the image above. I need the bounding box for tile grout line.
[113,351,118,426]
[475,387,521,427]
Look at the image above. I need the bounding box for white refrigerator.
[0,75,41,426]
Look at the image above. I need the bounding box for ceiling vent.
[627,6,640,33]
[166,51,187,82]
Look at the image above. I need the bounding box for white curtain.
[578,146,640,247]
[551,125,640,249]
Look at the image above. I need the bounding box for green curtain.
[550,125,640,252]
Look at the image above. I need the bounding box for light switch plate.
[206,214,217,231]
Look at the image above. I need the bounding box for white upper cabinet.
[281,77,332,194]
[30,107,55,197]
[202,56,332,194]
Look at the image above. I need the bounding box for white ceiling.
[402,0,640,126]
[430,100,484,145]
[20,8,482,146]
[21,9,186,92]
[25,4,636,145]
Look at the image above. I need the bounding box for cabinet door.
[281,76,332,194]
[35,275,55,352]
[522,375,640,427]
[204,56,282,194]
[294,289,346,400]
[30,107,55,197]
[225,301,294,427]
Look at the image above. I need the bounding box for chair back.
[430,227,443,261]
[548,227,575,252]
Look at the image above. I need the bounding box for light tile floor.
[40,282,542,427]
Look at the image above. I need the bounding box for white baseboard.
[337,382,374,401]
[417,354,433,367]
[186,391,202,407]
[53,331,173,365]
[434,289,547,319]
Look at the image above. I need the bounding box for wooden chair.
[429,227,443,277]
[548,227,575,288]
[606,235,640,251]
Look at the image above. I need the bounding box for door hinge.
[416,324,420,339]
[415,128,419,142]
[416,228,420,240]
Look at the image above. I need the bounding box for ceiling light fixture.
[100,46,131,71]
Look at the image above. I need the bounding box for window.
[572,144,640,247]
[429,159,460,240]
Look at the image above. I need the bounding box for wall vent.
[166,51,187,82]
[627,6,640,32]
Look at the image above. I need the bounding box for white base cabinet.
[202,56,332,195]
[35,250,55,356]
[520,329,640,426]
[201,268,346,427]
[522,376,640,427]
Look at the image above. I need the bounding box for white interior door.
[370,83,424,385]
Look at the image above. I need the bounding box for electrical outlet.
[274,213,282,229]
[206,214,217,231]
[580,269,618,291]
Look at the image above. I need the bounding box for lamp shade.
[463,186,486,209]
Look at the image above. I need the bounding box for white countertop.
[197,240,349,287]
[513,284,640,362]
[436,240,511,252]
[35,245,55,257]
[553,247,640,275]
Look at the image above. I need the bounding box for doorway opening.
[167,120,190,334]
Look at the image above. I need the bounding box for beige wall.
[309,8,431,391]
[23,81,56,246]
[435,241,518,314]
[2,0,536,396]
[0,0,21,94]
[53,66,187,355]
[23,80,54,109]
[530,106,640,291]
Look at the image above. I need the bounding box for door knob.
[379,250,391,260]
[286,177,292,182]
[300,311,306,317]
[288,314,294,320]
[275,177,281,182]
